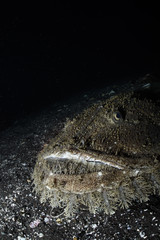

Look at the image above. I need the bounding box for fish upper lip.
[43,150,125,170]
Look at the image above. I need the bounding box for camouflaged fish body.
[33,89,160,217]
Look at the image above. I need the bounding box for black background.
[0,3,159,131]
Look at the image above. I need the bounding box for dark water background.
[0,3,160,132]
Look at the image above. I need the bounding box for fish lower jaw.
[33,150,160,218]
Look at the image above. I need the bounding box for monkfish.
[33,81,160,217]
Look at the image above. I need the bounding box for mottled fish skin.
[33,88,160,217]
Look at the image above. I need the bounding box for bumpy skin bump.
[33,90,160,217]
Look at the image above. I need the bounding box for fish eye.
[112,111,123,124]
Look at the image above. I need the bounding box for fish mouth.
[36,148,155,195]
[40,149,126,194]
[44,150,125,173]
